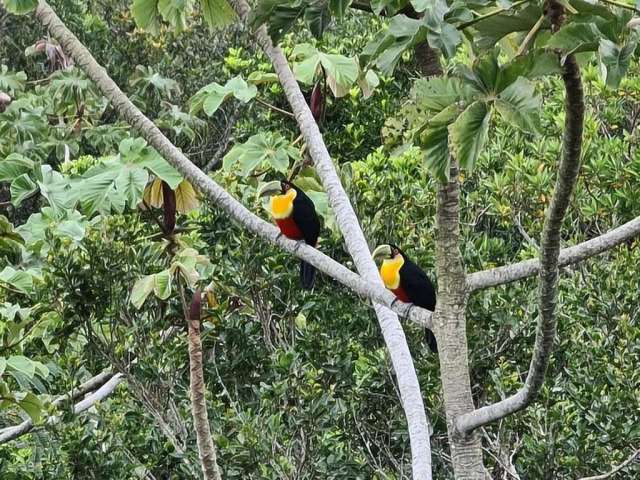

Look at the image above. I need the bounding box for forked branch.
[457,0,584,434]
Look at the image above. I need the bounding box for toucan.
[258,179,321,289]
[372,244,438,353]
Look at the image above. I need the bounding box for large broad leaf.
[153,270,172,300]
[0,65,27,93]
[546,23,604,62]
[119,138,182,188]
[361,15,424,75]
[497,50,562,91]
[292,45,359,97]
[473,4,544,50]
[158,0,193,32]
[190,76,257,116]
[201,0,236,30]
[223,133,295,176]
[132,0,161,34]
[10,173,37,206]
[449,101,492,171]
[495,77,541,134]
[0,153,34,182]
[16,391,43,422]
[72,162,127,216]
[175,180,200,213]
[304,5,332,39]
[1,0,37,15]
[412,77,465,113]
[131,274,155,309]
[250,0,307,42]
[6,355,35,378]
[598,38,637,89]
[421,125,451,184]
[36,165,74,213]
[115,167,149,208]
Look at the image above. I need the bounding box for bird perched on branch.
[373,244,438,353]
[258,179,321,289]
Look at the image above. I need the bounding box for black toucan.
[373,244,438,353]
[258,179,321,289]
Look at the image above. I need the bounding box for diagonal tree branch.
[577,448,640,480]
[467,215,640,292]
[32,1,434,332]
[228,1,433,478]
[456,1,584,434]
[0,370,120,444]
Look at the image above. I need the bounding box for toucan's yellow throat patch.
[270,188,297,219]
[380,255,404,290]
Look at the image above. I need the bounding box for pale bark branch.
[33,1,433,333]
[228,1,433,478]
[0,370,120,444]
[467,215,640,292]
[577,448,640,480]
[457,2,584,434]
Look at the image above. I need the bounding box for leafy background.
[0,0,638,478]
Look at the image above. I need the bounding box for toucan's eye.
[392,248,399,256]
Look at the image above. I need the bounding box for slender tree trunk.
[434,161,488,479]
[187,291,222,480]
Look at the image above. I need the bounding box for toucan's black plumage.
[263,180,320,289]
[288,182,320,289]
[379,245,438,353]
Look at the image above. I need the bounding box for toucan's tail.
[300,260,316,290]
[425,328,438,353]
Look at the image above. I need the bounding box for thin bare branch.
[0,370,119,444]
[466,215,640,292]
[577,448,640,480]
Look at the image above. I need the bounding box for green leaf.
[598,38,636,89]
[131,274,155,309]
[201,0,236,30]
[115,167,149,208]
[495,77,541,134]
[0,267,34,293]
[412,77,464,113]
[421,125,450,184]
[10,174,37,206]
[0,65,27,93]
[17,391,43,422]
[37,165,73,213]
[292,44,359,97]
[1,0,37,15]
[6,356,35,379]
[153,270,172,300]
[132,0,161,34]
[546,22,603,61]
[305,5,332,39]
[0,358,6,377]
[329,0,350,20]
[158,0,193,32]
[250,0,306,42]
[247,71,279,85]
[0,153,35,182]
[223,133,294,175]
[473,4,543,50]
[449,101,492,171]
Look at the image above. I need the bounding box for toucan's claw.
[390,297,401,309]
[293,239,305,252]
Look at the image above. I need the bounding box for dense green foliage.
[0,1,638,479]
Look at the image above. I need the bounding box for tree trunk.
[434,161,488,479]
[188,309,222,480]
